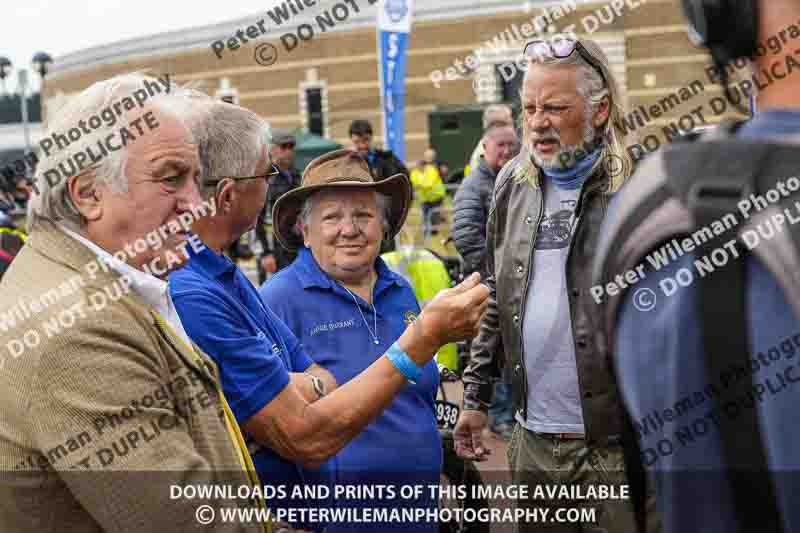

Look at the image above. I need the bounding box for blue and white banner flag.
[378,0,414,162]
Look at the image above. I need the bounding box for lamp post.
[0,52,52,179]
[18,70,30,156]
[32,52,53,80]
[0,56,11,95]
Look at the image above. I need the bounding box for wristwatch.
[306,373,326,400]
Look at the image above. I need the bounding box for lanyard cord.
[338,272,380,345]
[152,311,273,533]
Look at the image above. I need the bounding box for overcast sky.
[2,0,283,92]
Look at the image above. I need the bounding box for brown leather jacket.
[462,151,626,444]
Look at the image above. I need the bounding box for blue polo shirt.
[168,241,334,527]
[260,247,441,532]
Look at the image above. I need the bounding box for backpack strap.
[665,140,783,533]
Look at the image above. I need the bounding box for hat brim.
[272,173,412,251]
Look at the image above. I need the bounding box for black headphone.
[681,0,759,65]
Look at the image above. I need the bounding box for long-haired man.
[454,36,655,533]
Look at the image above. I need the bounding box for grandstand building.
[43,0,736,164]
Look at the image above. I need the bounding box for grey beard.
[530,140,592,170]
[529,113,599,171]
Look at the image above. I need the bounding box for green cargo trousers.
[507,424,661,533]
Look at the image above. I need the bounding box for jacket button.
[584,391,593,398]
[525,216,532,224]
[577,339,588,349]
[516,265,523,274]
[515,364,521,372]
[513,314,519,323]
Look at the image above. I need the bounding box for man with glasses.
[256,129,302,283]
[170,107,337,530]
[454,36,653,532]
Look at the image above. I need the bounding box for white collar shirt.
[58,225,193,347]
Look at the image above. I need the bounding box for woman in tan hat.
[260,149,441,532]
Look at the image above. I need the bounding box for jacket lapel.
[149,310,217,384]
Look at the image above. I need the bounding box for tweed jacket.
[0,220,262,533]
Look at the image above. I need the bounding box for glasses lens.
[525,41,552,60]
[280,143,295,149]
[551,37,577,57]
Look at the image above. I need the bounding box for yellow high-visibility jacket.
[382,248,458,370]
[410,164,446,203]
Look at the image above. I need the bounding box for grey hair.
[482,104,514,129]
[27,72,201,232]
[190,102,269,198]
[518,38,632,192]
[297,190,392,234]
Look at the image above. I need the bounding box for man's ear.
[68,171,103,222]
[593,95,611,128]
[216,179,236,215]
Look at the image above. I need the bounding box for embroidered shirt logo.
[404,310,418,325]
[310,318,356,336]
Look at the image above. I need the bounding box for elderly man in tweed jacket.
[0,74,267,533]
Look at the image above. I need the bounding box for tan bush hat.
[272,149,412,250]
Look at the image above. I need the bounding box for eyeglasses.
[204,164,281,186]
[523,36,607,86]
[278,143,296,149]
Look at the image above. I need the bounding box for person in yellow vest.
[381,245,459,371]
[410,148,446,238]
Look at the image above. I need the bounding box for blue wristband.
[386,342,422,384]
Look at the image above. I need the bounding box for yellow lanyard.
[152,312,272,533]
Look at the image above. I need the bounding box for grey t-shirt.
[518,179,585,434]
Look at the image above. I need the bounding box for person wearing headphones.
[595,1,800,532]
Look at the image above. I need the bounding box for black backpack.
[594,120,798,533]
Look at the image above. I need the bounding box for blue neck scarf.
[542,148,601,190]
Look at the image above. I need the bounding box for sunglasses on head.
[523,36,607,86]
[204,163,281,187]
